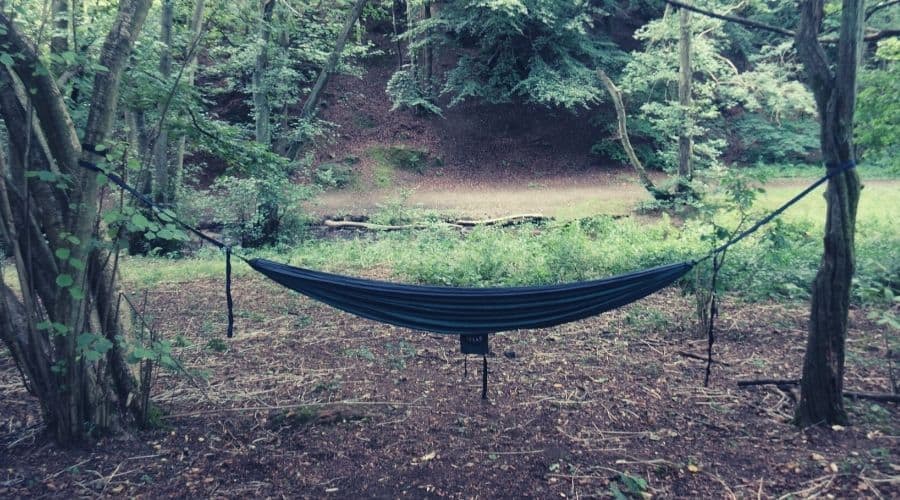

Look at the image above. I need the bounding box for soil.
[1,277,897,498]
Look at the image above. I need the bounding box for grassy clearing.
[120,177,898,309]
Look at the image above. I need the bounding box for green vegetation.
[116,181,898,311]
[369,145,436,174]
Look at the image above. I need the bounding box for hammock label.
[460,334,489,355]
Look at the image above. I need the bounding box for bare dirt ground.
[2,276,897,498]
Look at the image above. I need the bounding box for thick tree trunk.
[0,0,152,444]
[794,0,864,426]
[253,0,275,145]
[677,6,693,191]
[152,0,174,205]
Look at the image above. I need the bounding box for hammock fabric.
[248,258,694,335]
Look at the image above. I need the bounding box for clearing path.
[313,170,900,224]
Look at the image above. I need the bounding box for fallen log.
[322,213,550,231]
[737,379,899,403]
[322,220,463,231]
[453,214,550,227]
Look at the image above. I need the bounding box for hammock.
[77,150,856,396]
[248,258,694,335]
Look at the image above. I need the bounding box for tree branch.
[866,0,900,20]
[663,0,794,37]
[0,13,81,174]
[665,0,897,44]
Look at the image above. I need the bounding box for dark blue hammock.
[248,258,694,335]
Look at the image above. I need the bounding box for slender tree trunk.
[174,0,205,190]
[677,5,693,191]
[419,0,433,96]
[50,0,69,76]
[285,0,368,159]
[794,0,864,426]
[299,0,368,121]
[152,0,174,205]
[253,0,275,145]
[392,0,407,67]
[597,70,671,201]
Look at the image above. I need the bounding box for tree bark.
[0,0,152,444]
[392,0,407,67]
[50,0,70,76]
[152,0,174,205]
[299,0,368,121]
[793,0,864,426]
[173,0,206,191]
[677,5,693,192]
[597,70,672,201]
[253,0,275,145]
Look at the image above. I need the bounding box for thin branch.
[663,0,794,37]
[665,0,898,44]
[866,0,900,20]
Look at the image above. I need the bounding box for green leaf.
[55,248,71,260]
[56,274,74,288]
[69,287,85,300]
[131,213,151,230]
[0,52,13,66]
[68,259,86,271]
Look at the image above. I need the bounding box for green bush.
[187,176,316,248]
[315,157,360,189]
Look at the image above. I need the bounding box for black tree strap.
[482,354,488,400]
[78,149,237,337]
[698,160,857,262]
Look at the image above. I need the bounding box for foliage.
[386,65,444,116]
[369,145,435,173]
[316,156,360,189]
[619,8,817,173]
[391,0,626,111]
[202,0,376,145]
[856,39,900,167]
[187,174,316,247]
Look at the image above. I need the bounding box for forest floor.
[1,276,898,498]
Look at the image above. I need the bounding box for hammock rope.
[77,149,856,397]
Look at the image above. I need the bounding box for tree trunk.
[0,0,152,445]
[419,0,433,97]
[677,5,693,192]
[173,0,206,190]
[253,0,275,145]
[299,0,368,121]
[597,70,672,201]
[152,0,174,205]
[286,0,368,159]
[392,0,407,67]
[794,0,864,426]
[50,0,69,76]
